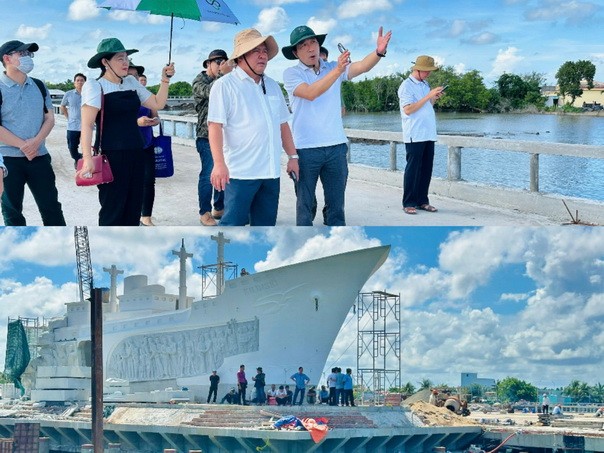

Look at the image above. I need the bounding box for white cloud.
[68,0,100,21]
[450,19,467,38]
[466,32,499,45]
[254,7,289,35]
[525,0,598,25]
[337,0,393,19]
[16,24,53,40]
[490,46,524,77]
[453,63,466,74]
[306,17,337,34]
[252,0,308,4]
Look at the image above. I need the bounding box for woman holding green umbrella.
[78,37,175,226]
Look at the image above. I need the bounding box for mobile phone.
[289,171,297,183]
[337,43,351,63]
[441,84,449,91]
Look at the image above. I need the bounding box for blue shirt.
[0,73,53,158]
[290,372,309,389]
[335,372,345,389]
[60,89,82,131]
[398,75,437,143]
[343,374,353,390]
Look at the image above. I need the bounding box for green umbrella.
[99,0,239,63]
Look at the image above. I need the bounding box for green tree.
[46,79,75,92]
[497,73,528,109]
[563,380,591,402]
[495,377,538,403]
[418,378,433,390]
[555,60,596,104]
[591,383,604,403]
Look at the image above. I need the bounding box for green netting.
[4,320,31,396]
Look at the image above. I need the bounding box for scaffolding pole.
[356,291,401,405]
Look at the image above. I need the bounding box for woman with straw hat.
[78,37,175,226]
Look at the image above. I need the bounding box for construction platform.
[0,402,482,453]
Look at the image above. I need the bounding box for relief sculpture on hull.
[107,318,259,382]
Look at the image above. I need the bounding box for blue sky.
[1,226,603,389]
[1,0,602,87]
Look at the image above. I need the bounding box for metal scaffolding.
[200,262,239,299]
[356,291,401,405]
[6,316,47,363]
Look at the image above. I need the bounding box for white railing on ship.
[158,114,604,195]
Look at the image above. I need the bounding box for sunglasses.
[9,50,35,58]
[212,58,226,65]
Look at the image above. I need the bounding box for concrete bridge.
[7,116,603,226]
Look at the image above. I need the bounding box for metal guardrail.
[155,114,604,196]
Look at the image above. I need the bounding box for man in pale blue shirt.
[398,55,445,215]
[290,366,310,405]
[0,39,65,226]
[60,73,86,167]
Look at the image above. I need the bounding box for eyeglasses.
[9,50,34,58]
[212,59,226,65]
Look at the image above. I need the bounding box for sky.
[1,226,603,390]
[1,0,602,88]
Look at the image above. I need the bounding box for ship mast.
[211,232,230,295]
[172,239,193,310]
[102,265,124,313]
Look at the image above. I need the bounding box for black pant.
[403,140,435,208]
[1,154,66,226]
[329,387,336,405]
[207,386,218,403]
[66,130,82,164]
[97,148,144,226]
[141,145,156,217]
[238,383,247,405]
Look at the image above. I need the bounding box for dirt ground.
[409,401,480,427]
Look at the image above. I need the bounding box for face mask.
[17,56,34,74]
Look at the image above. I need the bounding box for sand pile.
[409,401,480,427]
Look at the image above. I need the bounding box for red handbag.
[75,88,113,186]
[75,153,113,186]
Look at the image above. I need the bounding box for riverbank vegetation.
[390,377,604,404]
[45,60,595,115]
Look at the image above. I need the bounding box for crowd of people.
[209,365,357,407]
[0,23,446,226]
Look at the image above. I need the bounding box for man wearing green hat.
[397,55,445,215]
[282,25,391,226]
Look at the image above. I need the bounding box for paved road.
[4,120,554,227]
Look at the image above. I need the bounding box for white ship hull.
[36,245,390,390]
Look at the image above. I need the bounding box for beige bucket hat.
[229,28,279,64]
[411,55,439,71]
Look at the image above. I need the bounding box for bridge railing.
[158,114,604,196]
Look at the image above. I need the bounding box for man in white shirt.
[60,73,86,168]
[397,55,445,215]
[208,28,299,226]
[282,26,391,226]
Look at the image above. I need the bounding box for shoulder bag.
[76,88,114,186]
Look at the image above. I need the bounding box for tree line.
[45,59,595,114]
[390,377,604,404]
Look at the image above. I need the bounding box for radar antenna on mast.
[74,226,93,302]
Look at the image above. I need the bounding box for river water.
[172,112,604,201]
[342,112,604,202]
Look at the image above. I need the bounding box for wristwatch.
[288,154,299,160]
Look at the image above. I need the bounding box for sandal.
[403,207,417,215]
[418,204,438,212]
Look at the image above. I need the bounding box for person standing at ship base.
[397,55,445,215]
[290,366,310,405]
[237,364,248,405]
[252,366,266,405]
[542,393,550,414]
[207,370,220,403]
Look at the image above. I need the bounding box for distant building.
[542,81,604,109]
[461,372,496,389]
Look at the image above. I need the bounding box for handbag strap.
[93,86,105,155]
